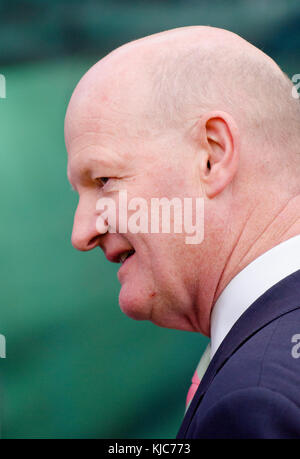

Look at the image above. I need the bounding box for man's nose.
[71,199,104,251]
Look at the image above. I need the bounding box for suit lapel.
[177,269,300,438]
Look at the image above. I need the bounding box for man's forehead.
[65,112,104,154]
[65,84,150,159]
[65,42,160,134]
[65,83,114,153]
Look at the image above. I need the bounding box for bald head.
[66,26,300,178]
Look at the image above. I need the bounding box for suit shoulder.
[257,306,300,406]
[207,307,300,406]
[191,386,300,438]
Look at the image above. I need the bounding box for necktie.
[185,342,211,413]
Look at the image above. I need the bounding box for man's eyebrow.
[66,150,121,191]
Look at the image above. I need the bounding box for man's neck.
[214,194,300,304]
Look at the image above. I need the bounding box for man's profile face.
[65,74,205,332]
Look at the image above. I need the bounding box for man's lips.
[105,248,135,264]
[119,249,135,263]
[117,250,136,279]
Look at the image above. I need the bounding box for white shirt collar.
[210,235,300,360]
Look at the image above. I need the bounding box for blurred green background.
[0,0,299,439]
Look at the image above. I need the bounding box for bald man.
[65,26,300,438]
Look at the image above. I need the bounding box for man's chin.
[118,284,150,321]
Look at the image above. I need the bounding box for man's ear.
[193,111,240,199]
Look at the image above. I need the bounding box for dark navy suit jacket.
[177,270,300,439]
